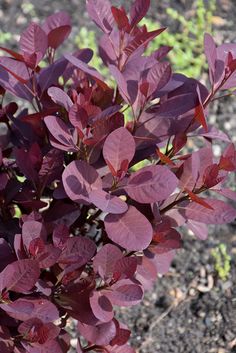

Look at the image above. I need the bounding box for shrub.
[0,0,236,352]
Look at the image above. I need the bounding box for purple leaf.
[136,255,157,290]
[44,115,78,152]
[15,143,43,183]
[154,93,197,118]
[104,206,153,251]
[77,320,116,346]
[42,11,71,49]
[52,224,70,249]
[109,345,136,353]
[36,244,61,268]
[179,152,200,191]
[19,23,47,64]
[181,198,236,224]
[204,33,216,85]
[38,58,68,92]
[0,64,33,100]
[86,0,114,34]
[59,237,96,267]
[18,319,60,344]
[47,87,73,111]
[186,220,208,240]
[39,149,64,186]
[124,28,166,59]
[192,125,231,142]
[0,298,59,322]
[89,291,113,322]
[146,61,172,95]
[111,320,131,346]
[89,189,128,214]
[0,57,30,83]
[107,279,143,306]
[0,259,40,293]
[22,339,63,353]
[64,53,108,89]
[213,188,236,201]
[114,256,138,279]
[22,220,47,251]
[103,127,135,176]
[93,244,123,280]
[130,0,150,28]
[153,250,175,274]
[62,160,102,203]
[126,165,178,203]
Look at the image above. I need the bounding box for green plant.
[211,243,231,281]
[0,31,12,45]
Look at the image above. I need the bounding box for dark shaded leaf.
[59,237,96,267]
[130,0,150,28]
[62,160,102,203]
[42,11,71,49]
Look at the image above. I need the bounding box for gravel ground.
[0,1,236,352]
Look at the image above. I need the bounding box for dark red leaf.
[42,11,71,49]
[130,0,150,28]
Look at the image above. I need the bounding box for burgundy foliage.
[0,0,236,352]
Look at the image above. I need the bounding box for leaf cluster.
[0,1,236,352]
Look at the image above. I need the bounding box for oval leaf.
[181,198,236,224]
[62,160,102,203]
[59,237,96,267]
[77,320,116,346]
[90,291,113,322]
[107,279,143,306]
[126,165,178,203]
[0,259,40,293]
[103,127,135,176]
[93,244,123,280]
[105,206,153,251]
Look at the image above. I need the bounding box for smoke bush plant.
[0,0,236,352]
